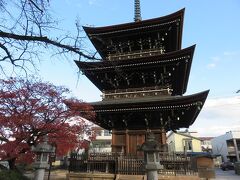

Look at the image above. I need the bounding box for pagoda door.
[128,134,145,156]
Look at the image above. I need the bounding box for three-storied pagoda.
[75,1,209,155]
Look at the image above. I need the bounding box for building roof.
[167,131,201,140]
[176,132,201,141]
[92,126,105,131]
[199,137,214,141]
[75,45,195,95]
[83,9,184,59]
[83,90,209,131]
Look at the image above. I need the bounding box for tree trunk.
[8,158,17,170]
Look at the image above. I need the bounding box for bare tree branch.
[0,0,100,74]
[28,0,44,13]
[0,31,99,60]
[0,42,14,64]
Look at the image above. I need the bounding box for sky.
[4,0,240,137]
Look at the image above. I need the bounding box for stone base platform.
[67,173,200,180]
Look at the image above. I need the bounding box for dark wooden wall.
[112,129,167,155]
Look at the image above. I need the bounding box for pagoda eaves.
[75,45,195,96]
[86,90,209,131]
[83,9,184,60]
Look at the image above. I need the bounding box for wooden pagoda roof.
[75,45,195,95]
[87,90,209,131]
[83,9,184,59]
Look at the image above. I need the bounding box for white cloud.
[223,51,238,56]
[206,63,216,69]
[206,50,240,70]
[64,0,71,5]
[190,95,240,137]
[76,3,82,8]
[222,50,240,62]
[88,0,97,6]
[210,56,220,62]
[206,56,219,69]
[205,96,240,107]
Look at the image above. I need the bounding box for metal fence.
[68,152,197,176]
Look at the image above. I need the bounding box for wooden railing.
[159,152,196,175]
[116,155,144,175]
[69,152,197,176]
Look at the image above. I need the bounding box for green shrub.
[0,170,29,180]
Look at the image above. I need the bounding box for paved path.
[214,168,239,180]
[25,169,240,180]
[24,170,67,180]
[47,169,240,180]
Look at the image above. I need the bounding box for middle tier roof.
[75,45,195,96]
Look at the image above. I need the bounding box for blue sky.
[5,0,240,136]
[40,0,240,99]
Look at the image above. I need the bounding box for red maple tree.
[0,77,95,169]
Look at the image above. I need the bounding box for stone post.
[32,136,55,180]
[34,169,45,180]
[140,132,163,180]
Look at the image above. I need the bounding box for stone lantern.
[140,132,163,180]
[32,136,55,180]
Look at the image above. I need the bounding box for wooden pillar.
[161,128,168,152]
[161,128,167,144]
[125,130,129,154]
[111,130,116,152]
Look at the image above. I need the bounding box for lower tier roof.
[86,90,209,131]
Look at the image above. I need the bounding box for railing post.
[87,161,90,173]
[106,162,109,173]
[116,157,119,174]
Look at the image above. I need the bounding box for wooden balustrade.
[69,152,197,176]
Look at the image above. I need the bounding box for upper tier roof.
[75,45,195,96]
[83,9,184,59]
[86,90,209,131]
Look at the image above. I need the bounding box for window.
[236,140,240,150]
[184,139,193,152]
[202,141,210,145]
[168,141,174,152]
[105,141,111,147]
[104,130,111,136]
[95,130,101,136]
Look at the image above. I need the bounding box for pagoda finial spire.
[134,0,142,22]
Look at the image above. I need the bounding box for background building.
[90,126,112,153]
[211,131,240,162]
[167,131,202,153]
[199,137,213,153]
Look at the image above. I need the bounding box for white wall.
[211,131,240,162]
[231,131,240,139]
[90,129,112,153]
[167,132,202,153]
[167,132,176,152]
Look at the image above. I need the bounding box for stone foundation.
[67,173,200,180]
[67,173,115,180]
